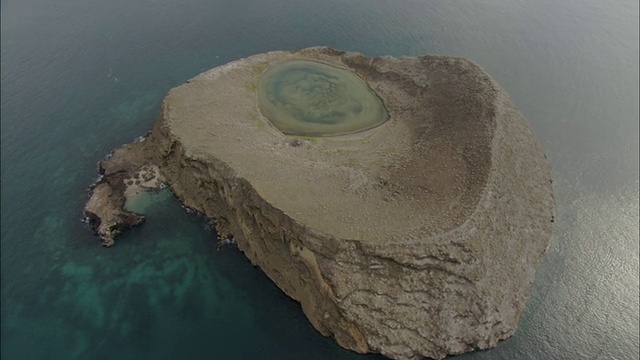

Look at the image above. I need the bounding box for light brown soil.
[164,49,495,244]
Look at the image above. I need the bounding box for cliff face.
[84,47,555,360]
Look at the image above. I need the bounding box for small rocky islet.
[84,47,555,360]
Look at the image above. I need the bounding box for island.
[84,47,555,360]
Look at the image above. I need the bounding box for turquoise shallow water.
[1,0,638,359]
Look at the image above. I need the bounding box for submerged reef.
[84,47,555,360]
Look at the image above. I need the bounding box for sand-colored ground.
[163,48,494,245]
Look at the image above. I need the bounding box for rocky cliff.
[84,47,555,359]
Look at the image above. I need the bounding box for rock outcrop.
[84,47,555,359]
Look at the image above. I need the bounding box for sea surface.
[1,0,638,359]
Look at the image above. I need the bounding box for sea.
[1,0,638,359]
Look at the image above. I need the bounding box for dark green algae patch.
[257,60,389,137]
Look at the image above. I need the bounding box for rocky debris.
[83,47,555,359]
[84,141,164,246]
[84,181,145,247]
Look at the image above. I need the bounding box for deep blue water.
[1,0,638,359]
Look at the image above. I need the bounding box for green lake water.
[257,60,388,136]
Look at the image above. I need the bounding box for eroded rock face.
[84,47,555,360]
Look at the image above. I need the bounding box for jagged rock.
[84,141,163,246]
[83,47,555,359]
[84,182,145,247]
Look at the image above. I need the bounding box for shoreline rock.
[84,139,163,247]
[83,47,555,359]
